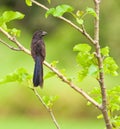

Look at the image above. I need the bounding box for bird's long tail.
[33,56,43,87]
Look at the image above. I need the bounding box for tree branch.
[0,38,21,51]
[30,87,60,129]
[31,0,95,45]
[0,27,30,55]
[93,1,112,129]
[94,0,101,4]
[0,27,101,110]
[44,61,101,109]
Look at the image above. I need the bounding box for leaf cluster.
[42,96,58,109]
[101,47,119,76]
[0,67,58,110]
[73,44,118,81]
[73,43,98,81]
[0,11,24,36]
[107,86,120,112]
[89,86,120,128]
[0,68,31,84]
[74,7,98,25]
[45,4,97,26]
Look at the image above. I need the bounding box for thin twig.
[0,27,101,110]
[30,87,60,129]
[0,38,21,51]
[94,0,101,4]
[31,0,95,45]
[93,1,112,129]
[0,27,30,54]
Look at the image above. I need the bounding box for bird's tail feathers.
[33,56,43,87]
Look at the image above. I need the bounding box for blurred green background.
[0,0,120,129]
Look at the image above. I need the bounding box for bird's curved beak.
[42,31,47,36]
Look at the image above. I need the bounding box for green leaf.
[55,5,74,16]
[101,46,109,56]
[45,4,74,17]
[1,11,24,23]
[0,22,7,30]
[73,44,91,52]
[44,72,55,79]
[42,96,52,107]
[97,114,103,119]
[88,64,98,76]
[88,87,102,104]
[0,68,31,84]
[107,86,120,112]
[112,116,120,127]
[47,0,51,4]
[103,57,119,76]
[60,69,66,76]
[45,8,55,18]
[42,96,58,108]
[50,60,59,67]
[86,7,98,19]
[78,69,88,81]
[9,28,21,37]
[87,101,91,106]
[76,18,84,25]
[76,10,84,17]
[25,0,32,6]
[76,52,93,67]
[50,96,58,103]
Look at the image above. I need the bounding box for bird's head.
[33,30,47,38]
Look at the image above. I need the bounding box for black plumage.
[31,30,47,87]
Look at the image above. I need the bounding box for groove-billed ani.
[31,30,47,88]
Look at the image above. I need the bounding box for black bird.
[31,30,47,88]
